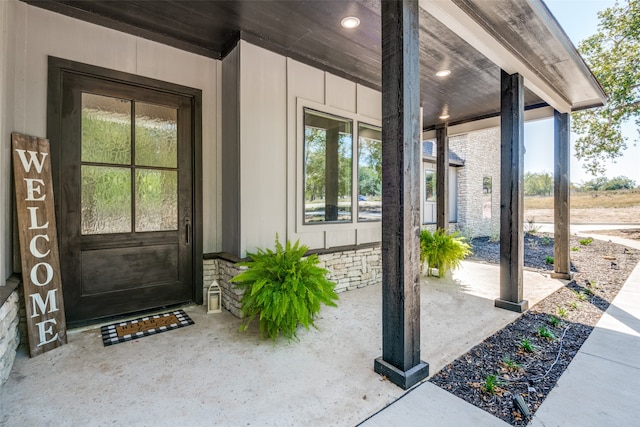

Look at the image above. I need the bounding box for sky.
[524,0,640,185]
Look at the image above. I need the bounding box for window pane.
[81,166,131,234]
[358,124,382,221]
[135,170,178,232]
[425,170,437,202]
[483,176,492,219]
[304,110,352,223]
[135,102,178,168]
[82,93,131,164]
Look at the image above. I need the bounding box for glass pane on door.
[135,102,178,168]
[81,165,131,234]
[81,93,131,164]
[135,169,178,232]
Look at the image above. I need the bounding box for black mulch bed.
[429,233,639,425]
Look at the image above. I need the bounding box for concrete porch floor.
[0,262,565,426]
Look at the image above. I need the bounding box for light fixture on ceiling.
[436,69,451,77]
[439,114,450,120]
[341,16,360,29]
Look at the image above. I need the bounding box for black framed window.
[303,109,353,224]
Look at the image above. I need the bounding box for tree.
[524,171,553,196]
[580,175,636,191]
[572,0,640,176]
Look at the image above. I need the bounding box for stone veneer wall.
[203,245,382,318]
[449,127,501,238]
[0,277,21,389]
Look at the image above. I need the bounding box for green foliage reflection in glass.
[358,123,382,221]
[81,165,131,234]
[81,93,179,234]
[304,109,352,223]
[136,170,177,232]
[82,93,131,164]
[231,236,339,341]
[425,170,436,201]
[135,102,177,168]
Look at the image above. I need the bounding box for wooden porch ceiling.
[25,0,606,130]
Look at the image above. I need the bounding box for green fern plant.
[230,235,338,341]
[420,228,472,278]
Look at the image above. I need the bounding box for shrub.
[524,217,540,234]
[579,237,593,246]
[482,374,503,395]
[502,356,521,372]
[519,338,536,353]
[544,255,554,265]
[231,236,339,341]
[537,326,557,340]
[420,228,472,278]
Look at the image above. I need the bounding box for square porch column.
[374,0,429,390]
[496,70,528,313]
[436,124,449,232]
[552,111,572,279]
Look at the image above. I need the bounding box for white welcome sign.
[12,132,67,357]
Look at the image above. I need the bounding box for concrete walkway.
[362,228,640,427]
[1,262,563,426]
[1,227,638,426]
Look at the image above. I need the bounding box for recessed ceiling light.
[436,70,451,77]
[341,16,360,29]
[439,114,450,120]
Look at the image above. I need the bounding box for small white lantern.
[207,281,222,313]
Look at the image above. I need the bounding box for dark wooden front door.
[51,66,198,326]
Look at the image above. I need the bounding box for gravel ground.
[429,232,639,426]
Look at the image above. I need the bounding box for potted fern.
[230,235,338,341]
[420,228,472,278]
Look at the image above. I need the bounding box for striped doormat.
[100,309,195,346]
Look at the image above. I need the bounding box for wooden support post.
[495,71,528,313]
[552,111,572,279]
[374,0,429,390]
[436,124,449,232]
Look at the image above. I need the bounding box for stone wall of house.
[317,246,382,293]
[449,127,501,238]
[203,258,246,318]
[0,282,21,388]
[203,245,382,318]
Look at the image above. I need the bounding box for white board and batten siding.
[1,0,221,262]
[1,0,383,264]
[229,41,382,256]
